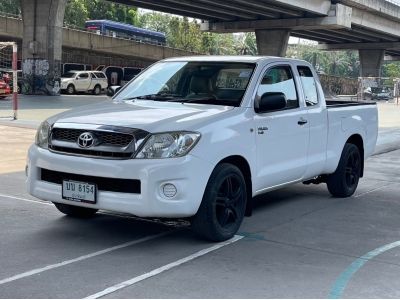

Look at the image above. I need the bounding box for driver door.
[75,72,90,91]
[254,64,310,192]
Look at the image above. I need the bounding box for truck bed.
[326,100,376,108]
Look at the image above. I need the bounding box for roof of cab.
[161,55,307,64]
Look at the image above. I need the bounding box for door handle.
[297,118,308,126]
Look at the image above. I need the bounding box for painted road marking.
[0,193,186,226]
[0,231,173,286]
[85,235,244,299]
[0,193,52,205]
[354,183,393,198]
[329,240,400,298]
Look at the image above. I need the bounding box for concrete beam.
[337,0,400,22]
[319,41,400,50]
[359,49,384,77]
[229,0,302,17]
[255,29,290,56]
[268,0,332,15]
[62,28,196,61]
[201,4,352,33]
[351,7,400,38]
[114,0,234,21]
[385,55,400,61]
[191,0,279,19]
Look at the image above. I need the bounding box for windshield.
[114,61,256,106]
[61,72,77,78]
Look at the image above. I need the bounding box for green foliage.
[287,44,360,78]
[64,0,139,28]
[382,62,400,79]
[0,0,21,15]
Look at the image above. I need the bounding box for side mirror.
[255,92,287,113]
[107,86,121,97]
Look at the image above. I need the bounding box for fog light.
[162,183,177,198]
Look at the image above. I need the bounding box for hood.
[49,100,235,132]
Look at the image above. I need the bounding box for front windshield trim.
[115,61,257,107]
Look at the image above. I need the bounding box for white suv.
[61,71,108,95]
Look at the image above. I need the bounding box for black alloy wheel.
[191,163,247,242]
[327,143,361,197]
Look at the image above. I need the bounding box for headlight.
[135,132,200,159]
[35,121,50,149]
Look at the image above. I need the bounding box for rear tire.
[93,85,101,95]
[327,143,361,197]
[66,84,75,95]
[191,163,247,242]
[53,202,98,218]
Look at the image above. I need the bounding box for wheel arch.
[346,134,364,177]
[217,155,253,217]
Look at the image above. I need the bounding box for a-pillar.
[21,0,67,95]
[359,49,385,77]
[255,29,291,57]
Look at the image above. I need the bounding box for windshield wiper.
[122,93,183,101]
[168,97,216,103]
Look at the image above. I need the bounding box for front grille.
[52,128,133,147]
[49,146,133,159]
[41,168,141,194]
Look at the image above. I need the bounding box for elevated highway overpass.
[16,0,400,94]
[114,0,400,76]
[0,14,194,67]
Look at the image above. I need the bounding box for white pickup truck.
[60,71,108,95]
[27,56,378,241]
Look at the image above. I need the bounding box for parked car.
[60,71,108,95]
[0,78,11,98]
[363,86,392,100]
[27,56,378,241]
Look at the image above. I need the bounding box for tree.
[64,0,139,28]
[0,0,21,15]
[382,62,400,79]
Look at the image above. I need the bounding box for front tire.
[66,84,75,95]
[327,143,362,197]
[191,163,247,242]
[53,203,98,218]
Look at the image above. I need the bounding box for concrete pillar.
[21,0,67,95]
[255,29,291,57]
[359,49,385,77]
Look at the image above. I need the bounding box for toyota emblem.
[77,132,96,148]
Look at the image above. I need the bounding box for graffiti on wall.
[22,59,61,95]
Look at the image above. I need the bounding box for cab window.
[78,73,89,79]
[297,66,319,106]
[257,65,299,110]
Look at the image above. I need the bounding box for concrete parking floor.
[0,147,399,298]
[1,96,400,298]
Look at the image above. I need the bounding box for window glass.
[78,73,89,79]
[115,61,255,107]
[94,72,106,79]
[298,66,319,106]
[216,69,252,89]
[257,66,298,110]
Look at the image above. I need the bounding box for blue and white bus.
[85,20,166,45]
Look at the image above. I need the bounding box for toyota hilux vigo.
[27,56,378,241]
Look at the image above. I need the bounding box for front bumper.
[27,145,213,218]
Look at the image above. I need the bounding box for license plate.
[62,180,97,203]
